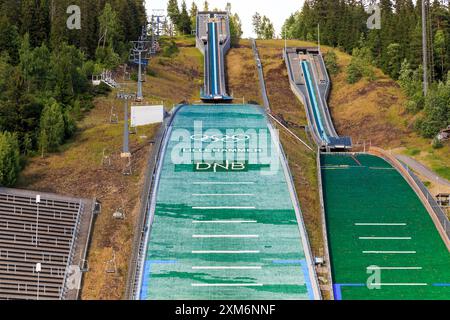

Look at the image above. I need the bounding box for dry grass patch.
[225,40,262,103]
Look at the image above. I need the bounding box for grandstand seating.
[0,188,94,300]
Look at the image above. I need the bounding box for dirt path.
[396,154,450,188]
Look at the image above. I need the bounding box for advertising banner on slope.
[131,105,164,127]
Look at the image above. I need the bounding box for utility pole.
[422,0,428,96]
[318,24,320,52]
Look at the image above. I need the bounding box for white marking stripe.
[192,220,257,224]
[192,194,254,196]
[371,283,427,286]
[359,237,412,240]
[191,283,263,287]
[192,266,262,270]
[193,182,255,185]
[363,251,416,254]
[193,235,259,238]
[192,250,260,254]
[193,206,255,210]
[367,267,422,270]
[355,223,407,226]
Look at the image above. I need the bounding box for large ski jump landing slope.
[138,104,317,300]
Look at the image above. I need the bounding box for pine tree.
[0,14,20,63]
[190,1,198,32]
[167,0,180,28]
[203,1,209,11]
[19,33,33,92]
[20,0,50,47]
[434,29,447,79]
[228,4,242,47]
[386,43,403,79]
[178,0,191,35]
[0,131,20,186]
[260,16,275,40]
[252,12,262,39]
[39,100,65,155]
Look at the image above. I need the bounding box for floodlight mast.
[422,0,428,96]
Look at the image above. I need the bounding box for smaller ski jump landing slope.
[137,104,319,300]
[321,153,450,300]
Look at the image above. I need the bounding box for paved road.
[395,154,450,188]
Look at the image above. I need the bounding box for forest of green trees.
[0,0,147,186]
[283,0,449,141]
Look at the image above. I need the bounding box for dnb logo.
[195,160,246,172]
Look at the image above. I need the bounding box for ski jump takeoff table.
[137,104,318,300]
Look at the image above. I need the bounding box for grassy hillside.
[16,37,203,299]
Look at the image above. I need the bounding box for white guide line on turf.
[192,220,257,224]
[192,194,255,196]
[193,234,259,238]
[363,251,416,254]
[191,283,263,287]
[355,223,407,226]
[192,206,256,210]
[359,237,412,240]
[192,266,262,270]
[192,250,260,254]
[193,182,255,185]
[370,283,428,286]
[366,266,422,270]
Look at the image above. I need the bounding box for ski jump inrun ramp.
[284,47,351,150]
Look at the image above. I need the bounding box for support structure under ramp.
[284,47,351,151]
[196,12,233,102]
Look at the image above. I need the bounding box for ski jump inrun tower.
[196,11,233,102]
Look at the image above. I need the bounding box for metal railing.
[60,201,83,299]
[401,162,450,239]
[369,147,450,248]
[251,39,271,112]
[315,150,334,299]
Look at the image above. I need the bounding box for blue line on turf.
[333,283,365,301]
[139,260,177,300]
